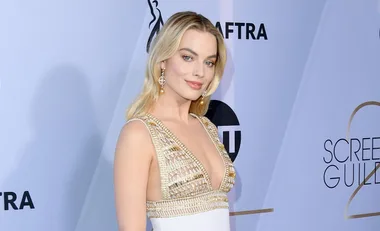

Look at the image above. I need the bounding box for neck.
[151,90,192,123]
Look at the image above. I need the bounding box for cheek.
[205,68,215,82]
[167,59,190,78]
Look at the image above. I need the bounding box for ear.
[160,61,166,70]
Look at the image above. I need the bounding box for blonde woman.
[114,11,236,231]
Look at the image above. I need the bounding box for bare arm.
[114,120,153,231]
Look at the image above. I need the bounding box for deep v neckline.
[146,113,227,191]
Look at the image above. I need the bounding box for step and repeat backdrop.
[1,0,379,230]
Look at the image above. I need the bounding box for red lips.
[185,80,203,90]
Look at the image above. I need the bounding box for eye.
[205,61,215,67]
[182,55,193,61]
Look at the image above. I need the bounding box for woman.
[113,11,236,231]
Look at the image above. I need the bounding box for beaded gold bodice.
[129,113,236,218]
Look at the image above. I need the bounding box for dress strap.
[191,114,219,138]
[190,114,236,192]
[126,115,170,199]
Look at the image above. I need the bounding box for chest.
[146,115,234,199]
[166,123,220,170]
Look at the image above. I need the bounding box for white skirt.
[150,208,230,231]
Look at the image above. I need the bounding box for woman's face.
[161,29,217,102]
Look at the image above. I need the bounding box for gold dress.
[128,113,236,231]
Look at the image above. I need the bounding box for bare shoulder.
[113,118,154,230]
[119,119,151,140]
[115,119,153,156]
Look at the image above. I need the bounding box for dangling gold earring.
[200,91,206,105]
[158,68,165,94]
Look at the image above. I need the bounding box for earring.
[158,68,166,94]
[200,91,206,105]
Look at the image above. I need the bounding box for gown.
[128,113,236,231]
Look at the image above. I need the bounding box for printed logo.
[145,0,268,53]
[0,191,35,211]
[215,22,268,40]
[205,100,274,217]
[205,100,241,162]
[322,101,380,219]
[146,0,164,53]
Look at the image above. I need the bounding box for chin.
[179,91,201,102]
[174,84,203,101]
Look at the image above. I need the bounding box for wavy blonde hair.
[126,11,227,120]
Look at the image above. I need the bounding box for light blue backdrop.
[0,0,379,230]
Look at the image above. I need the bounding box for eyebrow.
[179,48,217,59]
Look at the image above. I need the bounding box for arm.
[114,120,153,231]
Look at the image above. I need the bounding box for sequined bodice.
[129,113,236,218]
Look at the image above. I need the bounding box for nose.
[193,61,205,78]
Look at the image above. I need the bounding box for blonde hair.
[126,11,227,120]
